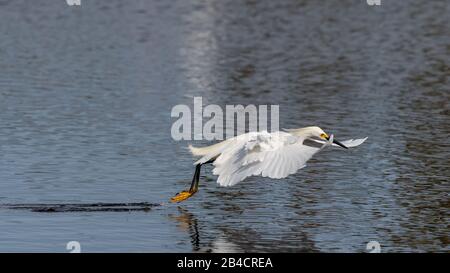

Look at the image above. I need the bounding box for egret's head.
[299,126,328,139]
[302,126,348,149]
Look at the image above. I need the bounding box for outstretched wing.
[211,132,328,187]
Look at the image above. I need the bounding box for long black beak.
[326,136,348,149]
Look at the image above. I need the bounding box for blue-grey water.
[0,0,448,252]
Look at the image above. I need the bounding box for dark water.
[0,0,448,252]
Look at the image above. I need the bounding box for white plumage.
[189,127,367,187]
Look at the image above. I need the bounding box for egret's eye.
[320,133,329,140]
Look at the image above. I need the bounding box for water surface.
[0,0,448,252]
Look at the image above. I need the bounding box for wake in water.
[1,202,161,212]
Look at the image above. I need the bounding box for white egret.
[171,126,367,202]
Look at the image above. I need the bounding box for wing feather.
[309,137,368,148]
[212,132,324,187]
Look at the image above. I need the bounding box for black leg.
[194,164,201,192]
[171,160,216,202]
[189,164,201,193]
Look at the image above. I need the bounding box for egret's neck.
[286,127,318,139]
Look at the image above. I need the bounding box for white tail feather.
[188,139,231,157]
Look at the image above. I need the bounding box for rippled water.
[0,0,448,252]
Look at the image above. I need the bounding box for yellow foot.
[170,190,195,203]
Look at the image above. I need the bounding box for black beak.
[326,136,348,149]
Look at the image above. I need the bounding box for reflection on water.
[0,0,448,252]
[169,207,202,251]
[168,207,242,253]
[169,205,318,252]
[2,202,159,212]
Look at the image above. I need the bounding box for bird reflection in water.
[168,207,241,253]
[168,207,201,251]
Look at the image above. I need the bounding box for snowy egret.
[171,126,367,202]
